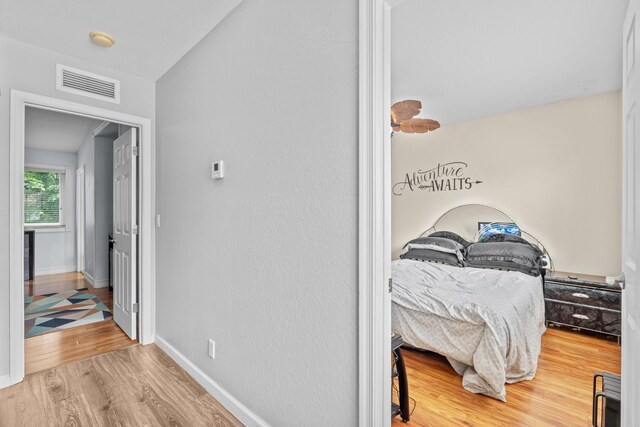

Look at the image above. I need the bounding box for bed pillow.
[482,233,535,246]
[428,231,472,248]
[466,241,543,276]
[400,236,466,266]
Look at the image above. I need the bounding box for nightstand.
[544,271,622,343]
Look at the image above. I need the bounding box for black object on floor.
[392,333,410,422]
[109,233,115,290]
[24,230,35,281]
[593,372,621,427]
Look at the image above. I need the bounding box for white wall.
[93,136,114,285]
[23,148,77,275]
[392,92,622,276]
[0,35,155,378]
[155,1,359,425]
[77,129,116,286]
[77,128,96,282]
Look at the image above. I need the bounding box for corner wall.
[392,91,622,276]
[155,0,359,424]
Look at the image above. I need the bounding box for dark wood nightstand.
[544,271,622,343]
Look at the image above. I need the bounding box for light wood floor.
[0,344,242,426]
[392,327,621,427]
[25,272,137,375]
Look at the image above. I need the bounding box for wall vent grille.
[56,64,121,104]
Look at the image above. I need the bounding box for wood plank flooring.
[0,344,242,426]
[24,272,137,375]
[392,327,621,427]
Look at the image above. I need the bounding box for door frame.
[76,165,86,273]
[359,0,393,425]
[8,90,155,387]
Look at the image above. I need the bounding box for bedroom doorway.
[8,90,155,388]
[621,0,640,423]
[21,107,140,375]
[22,106,138,374]
[361,1,635,426]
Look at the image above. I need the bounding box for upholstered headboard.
[419,203,553,270]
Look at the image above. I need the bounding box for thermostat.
[211,161,225,179]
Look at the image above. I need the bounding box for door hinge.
[132,303,139,313]
[388,278,393,293]
[132,146,139,156]
[132,224,139,235]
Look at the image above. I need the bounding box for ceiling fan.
[390,100,440,134]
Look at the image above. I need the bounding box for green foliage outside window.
[24,170,61,224]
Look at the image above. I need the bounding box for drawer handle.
[571,293,590,299]
[572,314,590,320]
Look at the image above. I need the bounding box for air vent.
[56,64,120,104]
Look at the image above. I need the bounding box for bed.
[391,204,550,401]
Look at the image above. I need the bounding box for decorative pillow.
[428,231,472,248]
[477,222,521,241]
[466,241,543,276]
[400,236,466,266]
[482,233,536,247]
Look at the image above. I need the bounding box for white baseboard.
[83,272,95,286]
[92,278,109,288]
[0,374,12,389]
[154,335,269,427]
[34,266,77,277]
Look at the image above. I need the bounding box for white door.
[112,128,138,340]
[76,166,85,273]
[623,1,640,425]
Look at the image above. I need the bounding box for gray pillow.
[400,236,466,266]
[466,242,543,276]
[429,231,472,248]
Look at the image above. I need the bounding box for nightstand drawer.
[544,282,620,310]
[545,300,621,336]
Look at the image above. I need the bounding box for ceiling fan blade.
[391,99,422,123]
[398,118,441,133]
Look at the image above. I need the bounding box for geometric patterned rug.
[25,288,112,338]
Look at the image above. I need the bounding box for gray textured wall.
[0,36,155,378]
[155,1,359,425]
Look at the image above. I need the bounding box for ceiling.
[0,0,242,81]
[25,108,101,153]
[392,0,629,125]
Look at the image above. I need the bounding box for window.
[24,167,66,227]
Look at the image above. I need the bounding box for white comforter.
[391,259,545,401]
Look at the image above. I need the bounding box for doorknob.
[618,272,626,290]
[109,238,116,244]
[607,273,626,290]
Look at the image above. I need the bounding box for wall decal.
[393,161,483,196]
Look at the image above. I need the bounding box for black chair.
[392,334,410,422]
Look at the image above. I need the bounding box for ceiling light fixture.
[90,31,115,48]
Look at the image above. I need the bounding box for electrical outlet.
[208,339,215,359]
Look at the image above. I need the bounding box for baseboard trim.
[34,266,77,277]
[154,335,269,427]
[92,278,109,288]
[83,272,95,286]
